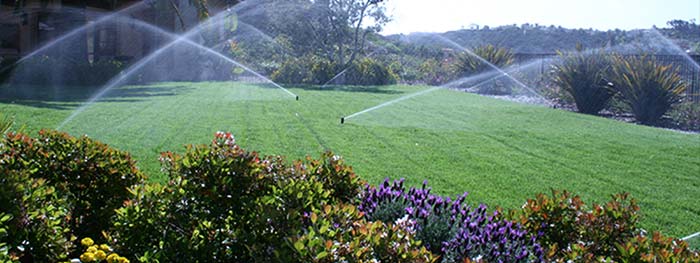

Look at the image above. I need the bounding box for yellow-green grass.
[1,82,699,239]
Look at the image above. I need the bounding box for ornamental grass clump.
[359,178,543,263]
[611,54,687,125]
[552,51,614,115]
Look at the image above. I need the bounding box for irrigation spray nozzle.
[340,117,345,124]
[599,78,615,88]
[296,95,299,101]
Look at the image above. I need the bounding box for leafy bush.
[611,55,687,125]
[271,57,311,84]
[668,102,700,131]
[418,58,454,85]
[0,130,145,243]
[343,57,398,86]
[272,56,397,86]
[291,204,436,263]
[110,132,364,262]
[359,179,542,263]
[6,56,124,86]
[552,51,614,115]
[453,45,515,94]
[511,190,641,261]
[616,232,700,263]
[0,170,73,262]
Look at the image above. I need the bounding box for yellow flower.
[106,253,119,263]
[81,237,94,247]
[117,257,130,263]
[99,244,111,252]
[95,250,107,261]
[80,252,95,262]
[87,245,98,253]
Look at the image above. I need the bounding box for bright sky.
[381,0,700,35]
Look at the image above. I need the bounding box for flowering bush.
[111,131,365,262]
[0,130,145,244]
[359,178,543,263]
[77,237,130,263]
[291,204,436,263]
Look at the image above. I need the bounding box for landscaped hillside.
[1,82,698,237]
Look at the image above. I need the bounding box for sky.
[380,0,700,35]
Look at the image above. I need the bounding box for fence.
[513,53,700,103]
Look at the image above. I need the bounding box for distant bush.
[343,57,398,86]
[552,51,614,115]
[359,178,543,263]
[0,130,145,243]
[271,57,311,84]
[110,132,364,262]
[6,56,124,86]
[453,45,515,94]
[668,102,700,131]
[418,58,454,85]
[611,55,687,125]
[271,56,397,86]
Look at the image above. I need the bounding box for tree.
[267,0,389,68]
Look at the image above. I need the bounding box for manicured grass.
[1,81,699,238]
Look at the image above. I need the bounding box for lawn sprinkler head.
[599,78,615,88]
[340,117,345,124]
[296,95,299,101]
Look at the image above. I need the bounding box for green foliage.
[110,132,365,262]
[512,190,645,261]
[668,102,700,131]
[291,204,436,263]
[611,55,687,125]
[615,232,700,263]
[418,58,454,85]
[271,56,396,85]
[453,45,514,76]
[0,130,146,243]
[271,57,311,84]
[552,51,614,115]
[0,171,73,262]
[453,45,515,94]
[8,56,124,86]
[343,57,398,86]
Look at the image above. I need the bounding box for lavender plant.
[359,178,543,263]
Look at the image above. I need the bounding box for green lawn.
[1,81,699,238]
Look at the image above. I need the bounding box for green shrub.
[552,51,614,115]
[668,102,700,131]
[418,58,454,85]
[611,55,687,125]
[616,232,700,263]
[308,57,340,85]
[0,170,73,262]
[454,45,515,76]
[110,132,365,262]
[291,204,436,263]
[511,190,645,261]
[0,130,146,243]
[453,45,515,94]
[7,56,124,86]
[342,57,398,86]
[271,57,312,84]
